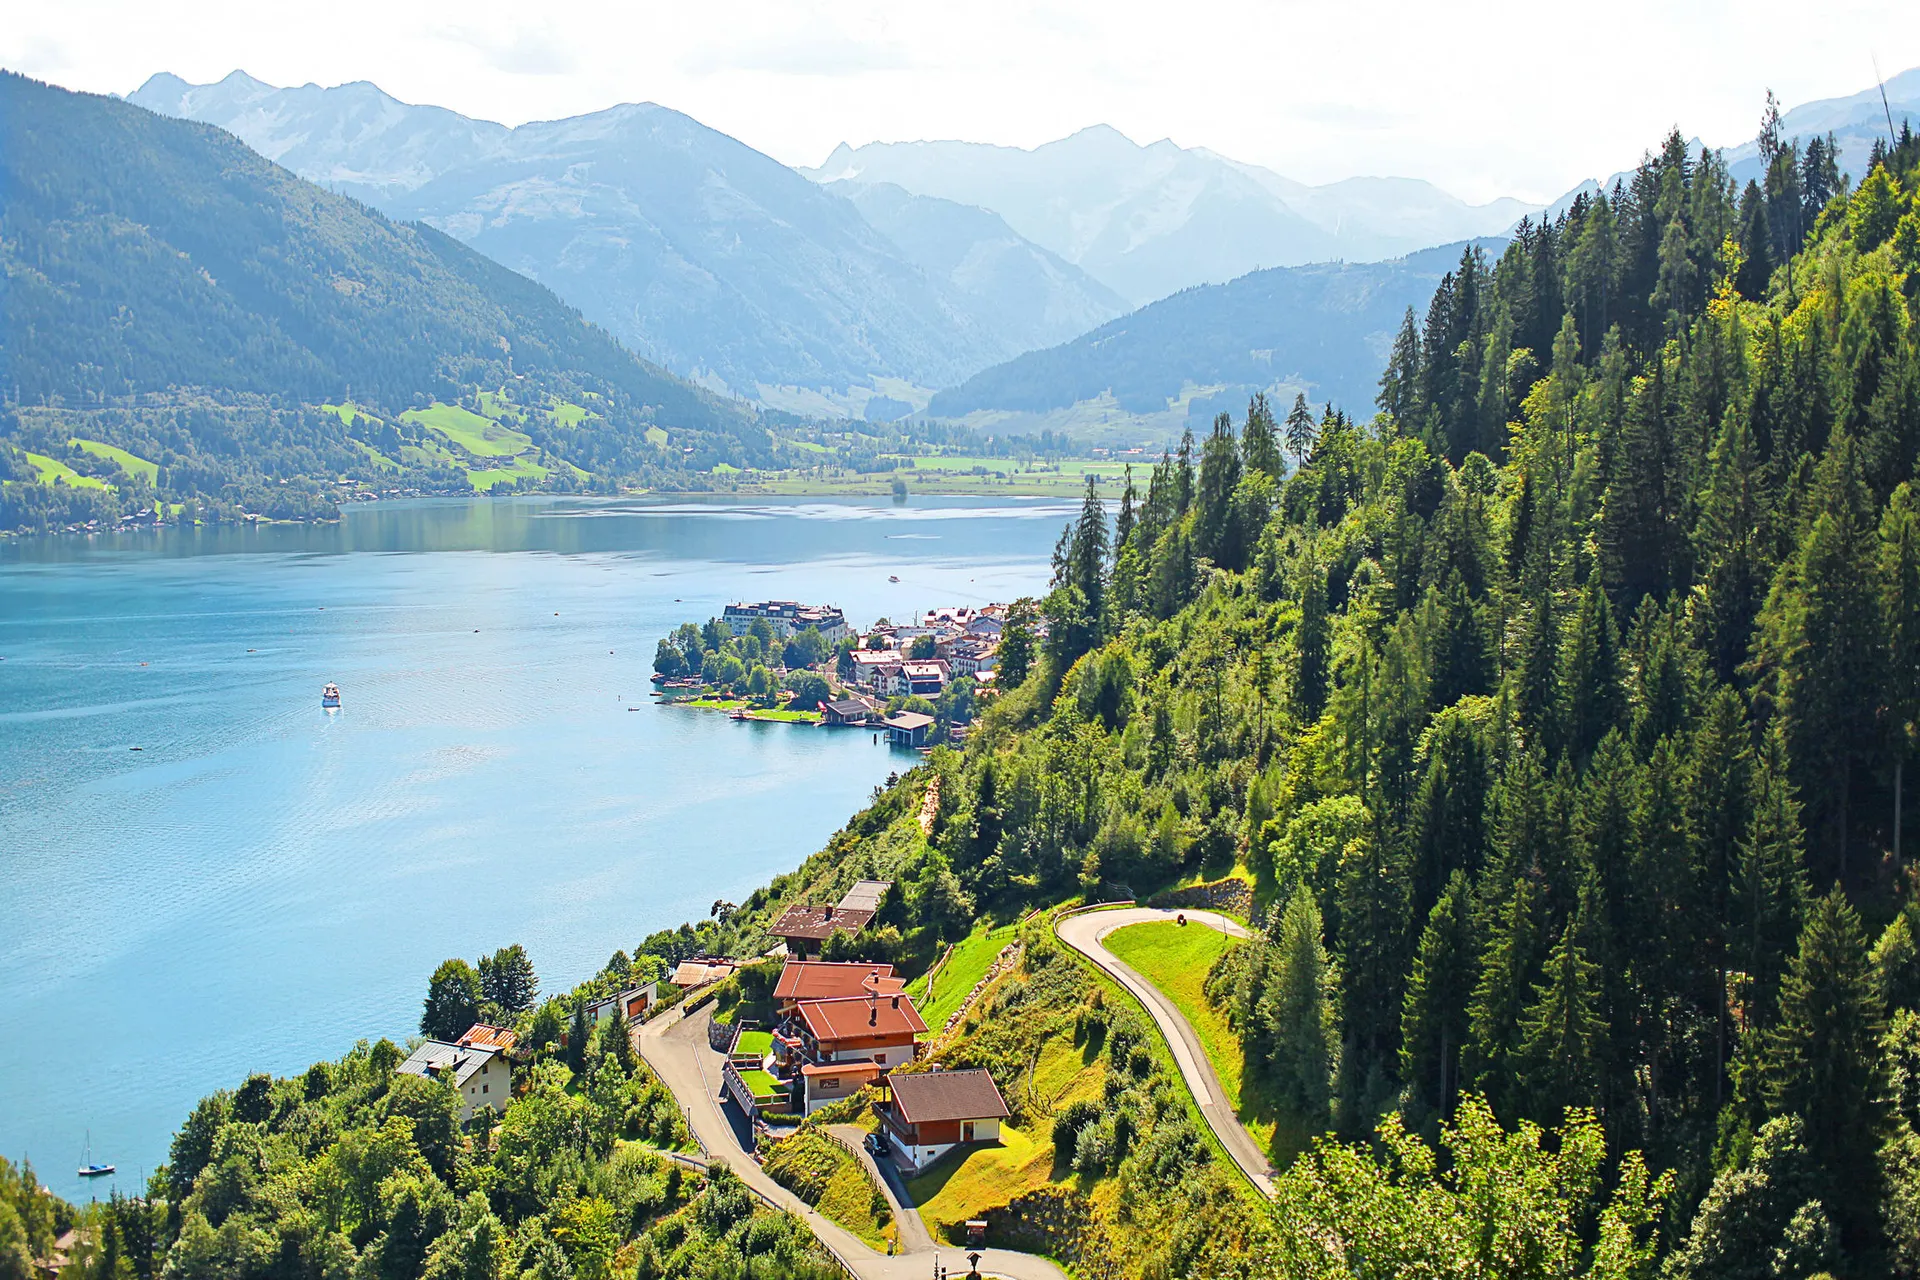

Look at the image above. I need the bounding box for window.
[874,1054,886,1064]
[482,1084,488,1094]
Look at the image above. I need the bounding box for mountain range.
[805,129,1537,307]
[927,240,1491,445]
[127,72,1126,417]
[0,70,767,525]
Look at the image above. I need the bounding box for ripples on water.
[0,495,1067,1196]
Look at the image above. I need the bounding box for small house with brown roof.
[876,1067,1011,1171]
[769,902,874,958]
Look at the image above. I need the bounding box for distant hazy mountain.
[1722,66,1920,184]
[805,127,1535,306]
[831,181,1128,356]
[927,240,1494,444]
[128,73,1122,414]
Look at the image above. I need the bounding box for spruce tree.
[1761,887,1888,1247]
[1519,917,1606,1121]
[1242,393,1283,478]
[1284,393,1318,467]
[1883,484,1920,869]
[1377,308,1423,428]
[1293,549,1330,723]
[1400,871,1474,1117]
[1735,725,1810,1029]
[1464,876,1544,1117]
[1263,882,1341,1140]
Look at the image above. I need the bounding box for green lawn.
[25,452,110,490]
[905,1123,1050,1241]
[735,1068,786,1101]
[1102,921,1278,1154]
[321,400,381,428]
[732,1029,773,1058]
[914,922,1018,1033]
[548,400,590,427]
[69,438,158,483]
[644,426,669,447]
[745,708,822,723]
[466,455,550,490]
[400,403,534,457]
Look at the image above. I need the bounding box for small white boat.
[888,575,900,583]
[321,682,341,709]
[78,1132,114,1178]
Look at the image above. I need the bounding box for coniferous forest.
[15,108,1920,1280]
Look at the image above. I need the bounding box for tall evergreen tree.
[1284,393,1318,466]
[1263,882,1341,1141]
[1242,393,1283,478]
[1520,917,1607,1121]
[1400,871,1475,1117]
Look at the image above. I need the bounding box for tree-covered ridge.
[899,120,1917,1271]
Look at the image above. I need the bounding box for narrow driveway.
[638,1003,1070,1280]
[1055,906,1275,1196]
[829,1123,934,1254]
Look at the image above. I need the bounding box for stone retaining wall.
[1148,875,1254,919]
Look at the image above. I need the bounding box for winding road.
[1054,906,1276,1196]
[637,1002,1070,1280]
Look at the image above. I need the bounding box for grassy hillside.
[0,71,774,532]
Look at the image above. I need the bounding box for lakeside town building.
[721,600,849,643]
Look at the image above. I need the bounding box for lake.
[0,494,1069,1198]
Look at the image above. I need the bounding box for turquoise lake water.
[0,494,1068,1198]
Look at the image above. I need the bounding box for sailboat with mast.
[77,1131,114,1178]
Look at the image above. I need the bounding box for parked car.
[865,1130,891,1157]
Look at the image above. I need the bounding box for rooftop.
[838,880,893,912]
[886,1068,1011,1125]
[882,712,936,731]
[398,1039,497,1088]
[799,992,928,1043]
[670,958,738,988]
[774,959,900,1004]
[455,1023,518,1051]
[770,903,875,941]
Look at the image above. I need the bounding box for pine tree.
[1735,725,1809,1029]
[1194,413,1244,568]
[1263,882,1341,1139]
[1464,876,1544,1117]
[1377,308,1423,429]
[1563,571,1625,765]
[1883,484,1920,869]
[1519,917,1606,1121]
[1761,887,1888,1247]
[1284,393,1318,467]
[1293,549,1330,722]
[479,944,539,1014]
[1242,393,1283,478]
[1400,871,1474,1117]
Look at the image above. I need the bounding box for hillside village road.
[1055,906,1276,1196]
[638,1002,1071,1280]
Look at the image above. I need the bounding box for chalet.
[883,711,936,748]
[586,983,658,1026]
[398,1040,508,1121]
[722,600,850,642]
[921,606,980,629]
[965,614,1005,639]
[874,1068,1011,1171]
[772,960,903,1015]
[769,902,875,958]
[821,696,879,726]
[789,992,927,1068]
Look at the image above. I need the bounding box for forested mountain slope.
[926,239,1489,438]
[122,123,1920,1280]
[0,72,766,532]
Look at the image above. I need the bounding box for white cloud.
[3,0,1917,203]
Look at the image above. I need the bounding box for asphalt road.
[637,1002,1071,1280]
[1053,906,1276,1196]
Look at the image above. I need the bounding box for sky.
[5,0,1919,204]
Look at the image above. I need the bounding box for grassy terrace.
[732,1029,773,1058]
[734,1067,786,1101]
[914,921,1018,1032]
[1102,920,1278,1155]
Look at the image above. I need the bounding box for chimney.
[824,904,834,920]
[891,994,900,1009]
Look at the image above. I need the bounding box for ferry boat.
[321,682,341,709]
